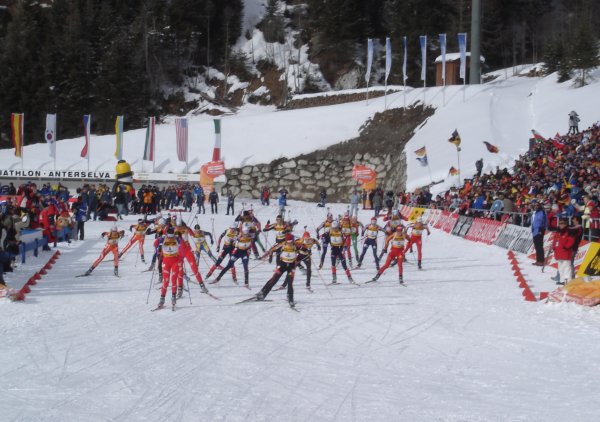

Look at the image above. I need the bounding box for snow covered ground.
[2,200,599,421]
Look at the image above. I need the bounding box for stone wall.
[222,104,434,202]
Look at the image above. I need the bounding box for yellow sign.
[577,242,600,277]
[408,207,426,222]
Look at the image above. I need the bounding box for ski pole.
[185,270,192,304]
[146,265,157,304]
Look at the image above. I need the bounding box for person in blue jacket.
[531,200,547,266]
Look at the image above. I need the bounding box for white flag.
[365,38,373,83]
[45,114,57,158]
[458,33,467,81]
[439,34,447,82]
[420,36,427,82]
[385,37,392,83]
[402,36,408,82]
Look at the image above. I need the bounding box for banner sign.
[464,218,504,245]
[577,242,600,277]
[0,169,201,182]
[493,224,533,254]
[452,215,474,237]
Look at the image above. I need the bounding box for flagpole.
[21,113,24,170]
[457,146,461,186]
[153,117,156,173]
[54,113,57,172]
[88,132,91,172]
[366,81,369,105]
[384,80,387,110]
[427,162,433,184]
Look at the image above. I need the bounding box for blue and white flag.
[419,36,427,82]
[416,155,428,167]
[458,33,467,81]
[365,38,373,83]
[385,37,392,83]
[402,36,408,82]
[439,33,447,82]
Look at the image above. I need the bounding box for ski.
[363,279,378,284]
[244,284,251,290]
[75,273,90,278]
[172,304,176,311]
[306,286,313,293]
[202,291,221,301]
[236,297,273,304]
[289,304,300,312]
[151,305,165,312]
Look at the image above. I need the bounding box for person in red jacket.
[553,218,576,286]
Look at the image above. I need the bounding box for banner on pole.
[143,117,155,161]
[402,36,408,82]
[81,115,91,158]
[439,34,447,81]
[11,113,24,158]
[419,36,427,82]
[365,38,373,83]
[45,114,56,158]
[114,115,124,160]
[212,119,221,162]
[458,33,467,81]
[175,118,188,162]
[385,37,392,83]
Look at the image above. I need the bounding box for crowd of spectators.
[405,121,600,241]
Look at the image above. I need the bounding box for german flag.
[11,113,24,157]
[483,141,499,153]
[448,129,461,146]
[448,166,459,176]
[531,129,545,142]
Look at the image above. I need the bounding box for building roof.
[434,52,485,63]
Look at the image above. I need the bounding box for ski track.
[1,200,600,421]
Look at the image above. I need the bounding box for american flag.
[175,118,188,162]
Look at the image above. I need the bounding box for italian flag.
[212,119,221,161]
[531,129,546,142]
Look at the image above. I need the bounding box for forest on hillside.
[0,0,597,148]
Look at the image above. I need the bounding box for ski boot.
[84,267,94,276]
[370,273,380,283]
[147,262,155,272]
[157,296,165,308]
[256,291,265,301]
[141,255,146,264]
[118,252,123,260]
[289,300,296,309]
[331,273,338,284]
[171,294,177,306]
[418,260,422,270]
[177,286,183,299]
[399,275,404,285]
[114,266,119,276]
[199,283,209,294]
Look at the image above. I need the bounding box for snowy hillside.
[1,67,599,192]
[2,201,600,421]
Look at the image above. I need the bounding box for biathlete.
[370,225,407,284]
[403,217,430,269]
[206,223,239,282]
[119,218,151,263]
[357,217,385,270]
[82,226,125,276]
[256,233,298,307]
[212,226,253,288]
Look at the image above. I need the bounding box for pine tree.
[569,23,599,87]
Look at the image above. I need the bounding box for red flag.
[81,115,91,158]
[483,141,499,153]
[551,133,565,150]
[175,118,188,162]
[448,166,459,176]
[531,129,545,142]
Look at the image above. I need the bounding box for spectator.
[72,197,88,241]
[278,189,287,215]
[475,158,483,178]
[318,189,326,207]
[196,189,206,214]
[531,201,547,266]
[114,186,128,220]
[372,190,382,216]
[225,190,235,215]
[261,187,270,206]
[209,189,219,214]
[553,218,575,285]
[568,111,580,135]
[349,189,359,217]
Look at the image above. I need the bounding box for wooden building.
[435,53,485,86]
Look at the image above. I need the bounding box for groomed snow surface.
[2,200,599,421]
